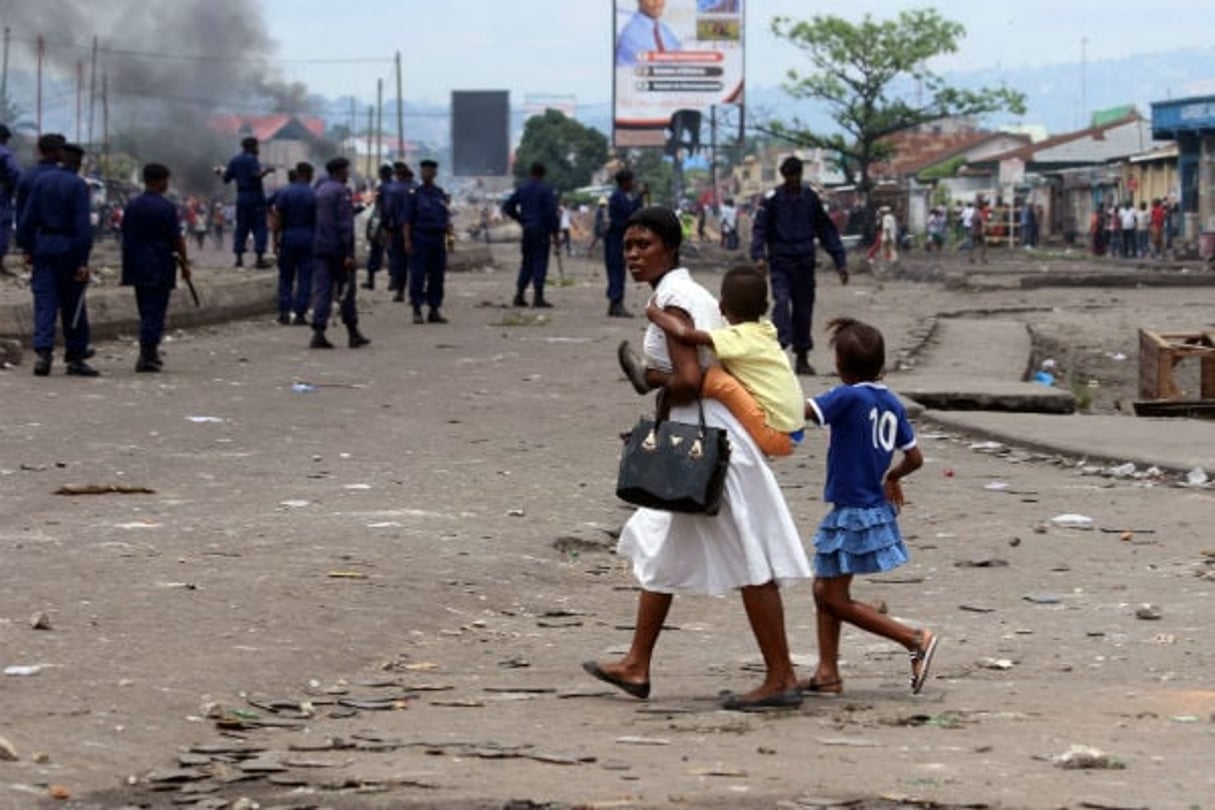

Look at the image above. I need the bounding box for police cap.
[62,143,85,158]
[779,156,803,176]
[419,159,438,168]
[37,132,66,154]
[326,156,350,174]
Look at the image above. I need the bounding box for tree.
[767,9,1026,208]
[513,109,608,193]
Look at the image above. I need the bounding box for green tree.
[767,9,1025,207]
[513,109,608,193]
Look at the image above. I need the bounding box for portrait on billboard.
[612,0,744,148]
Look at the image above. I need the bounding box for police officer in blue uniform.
[121,163,192,373]
[14,133,65,253]
[363,164,393,290]
[502,161,560,309]
[18,141,98,377]
[750,156,849,376]
[382,161,414,302]
[220,136,274,268]
[604,169,644,317]
[310,157,369,350]
[0,124,21,271]
[402,159,453,324]
[271,162,316,326]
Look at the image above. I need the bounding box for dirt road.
[1,245,1212,809]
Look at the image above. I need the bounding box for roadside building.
[1151,96,1215,249]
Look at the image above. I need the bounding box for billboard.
[613,0,745,148]
[451,90,510,176]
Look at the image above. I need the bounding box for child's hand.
[884,476,905,511]
[645,302,663,323]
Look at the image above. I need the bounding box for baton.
[71,280,88,330]
[177,255,201,307]
[555,248,565,280]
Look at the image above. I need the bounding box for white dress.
[619,268,812,595]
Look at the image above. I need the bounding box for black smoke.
[0,0,323,191]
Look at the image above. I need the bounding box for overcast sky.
[263,0,1213,107]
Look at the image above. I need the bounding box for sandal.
[909,630,939,695]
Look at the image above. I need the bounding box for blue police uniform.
[13,159,61,251]
[381,178,413,297]
[605,187,643,310]
[750,184,847,355]
[502,178,559,303]
[403,181,451,316]
[0,143,21,262]
[17,167,94,362]
[121,191,181,349]
[222,151,268,260]
[311,176,358,330]
[273,180,316,321]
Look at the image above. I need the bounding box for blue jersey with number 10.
[808,382,917,508]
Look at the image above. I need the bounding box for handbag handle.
[649,371,711,441]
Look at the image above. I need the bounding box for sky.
[262,0,1215,109]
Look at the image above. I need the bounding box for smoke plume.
[0,0,322,191]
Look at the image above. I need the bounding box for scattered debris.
[0,735,18,761]
[1050,513,1095,530]
[977,657,1015,670]
[54,483,155,496]
[1052,744,1125,770]
[1134,604,1162,621]
[1185,467,1209,487]
[3,665,43,677]
[30,611,52,630]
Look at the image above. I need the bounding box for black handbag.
[616,396,731,515]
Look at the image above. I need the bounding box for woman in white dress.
[583,207,812,710]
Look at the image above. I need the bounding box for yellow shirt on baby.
[709,319,805,432]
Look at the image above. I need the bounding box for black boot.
[532,289,553,308]
[513,291,528,307]
[234,255,244,268]
[310,327,334,349]
[135,343,161,373]
[33,350,52,377]
[291,312,309,326]
[427,308,448,324]
[361,276,375,291]
[412,307,425,324]
[278,309,291,325]
[393,289,405,302]
[65,355,100,377]
[794,350,816,376]
[608,300,634,318]
[254,253,273,269]
[347,325,370,348]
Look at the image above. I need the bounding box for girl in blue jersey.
[802,317,938,695]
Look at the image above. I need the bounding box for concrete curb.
[0,244,495,349]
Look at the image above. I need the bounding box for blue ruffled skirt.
[812,503,909,577]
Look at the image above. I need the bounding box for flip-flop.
[798,678,843,695]
[581,660,650,700]
[719,687,804,712]
[617,340,650,396]
[909,631,939,695]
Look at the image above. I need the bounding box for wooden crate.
[1137,329,1215,402]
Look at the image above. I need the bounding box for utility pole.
[76,60,83,143]
[36,35,44,135]
[1080,37,1088,127]
[365,105,373,180]
[101,72,110,175]
[0,27,11,117]
[394,51,404,160]
[87,36,98,148]
[375,78,383,171]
